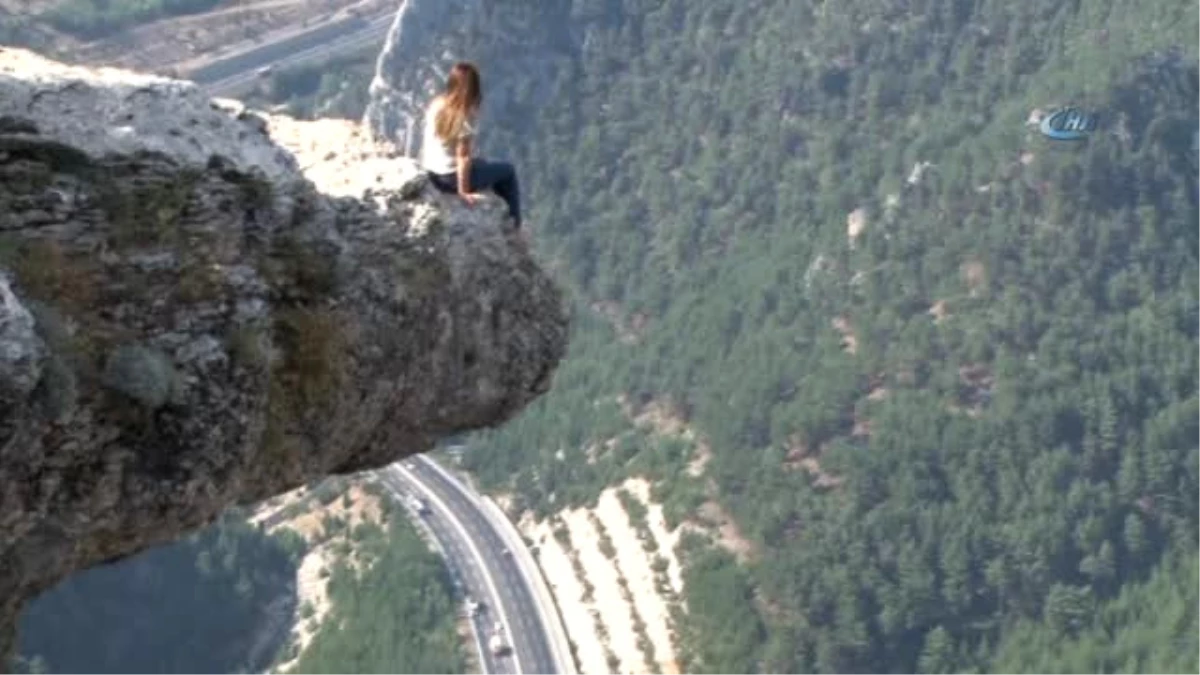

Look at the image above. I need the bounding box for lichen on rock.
[101,343,183,410]
[0,47,569,661]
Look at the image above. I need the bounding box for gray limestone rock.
[0,48,569,661]
[0,274,44,405]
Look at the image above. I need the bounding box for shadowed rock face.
[0,47,569,660]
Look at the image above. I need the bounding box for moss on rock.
[8,239,95,314]
[258,307,350,473]
[261,235,339,302]
[226,323,269,372]
[272,307,347,408]
[95,166,201,250]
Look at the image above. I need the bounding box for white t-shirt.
[420,96,476,174]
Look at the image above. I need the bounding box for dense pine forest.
[463,1,1199,672]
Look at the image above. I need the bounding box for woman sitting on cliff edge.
[421,61,524,234]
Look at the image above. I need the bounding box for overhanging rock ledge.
[0,47,569,661]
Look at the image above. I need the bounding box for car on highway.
[466,597,485,618]
[488,631,510,657]
[406,494,429,515]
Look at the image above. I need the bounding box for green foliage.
[0,16,47,49]
[311,478,343,506]
[991,548,1199,673]
[288,517,466,674]
[273,526,310,564]
[618,488,648,526]
[16,515,298,674]
[677,544,765,673]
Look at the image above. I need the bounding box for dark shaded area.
[14,515,303,674]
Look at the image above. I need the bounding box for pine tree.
[918,626,956,674]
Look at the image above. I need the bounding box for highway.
[382,457,562,674]
[378,468,513,674]
[412,456,560,674]
[189,10,394,96]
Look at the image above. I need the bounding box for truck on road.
[488,626,510,656]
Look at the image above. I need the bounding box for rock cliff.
[364,0,580,151]
[0,47,569,661]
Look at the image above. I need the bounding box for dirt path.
[273,543,333,672]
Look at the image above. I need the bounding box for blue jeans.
[428,158,522,228]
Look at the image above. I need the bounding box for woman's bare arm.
[456,136,473,195]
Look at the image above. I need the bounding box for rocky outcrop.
[0,47,569,661]
[364,0,580,151]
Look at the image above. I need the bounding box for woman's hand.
[460,191,484,205]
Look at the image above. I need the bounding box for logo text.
[1039,107,1099,141]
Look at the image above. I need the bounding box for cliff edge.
[0,47,568,661]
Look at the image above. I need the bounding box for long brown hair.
[434,61,482,144]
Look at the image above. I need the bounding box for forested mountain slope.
[188,0,1198,671]
[454,0,1198,672]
